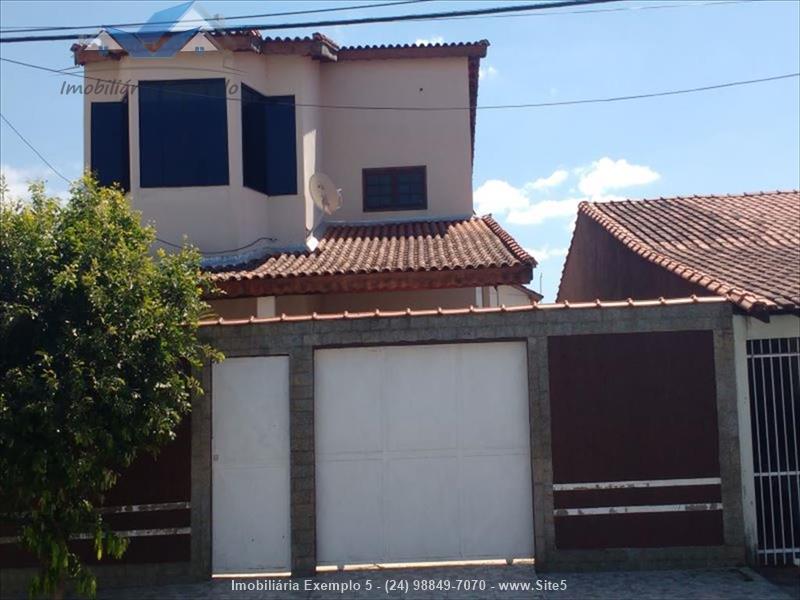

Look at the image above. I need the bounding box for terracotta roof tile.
[199,295,728,327]
[209,215,534,284]
[578,190,800,313]
[338,41,489,51]
[336,40,489,60]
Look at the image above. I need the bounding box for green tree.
[0,176,220,599]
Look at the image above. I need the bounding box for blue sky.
[1,0,799,301]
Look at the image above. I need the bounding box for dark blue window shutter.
[139,79,229,188]
[240,90,297,197]
[265,95,297,196]
[90,100,129,191]
[241,85,268,195]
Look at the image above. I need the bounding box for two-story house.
[74,24,539,319]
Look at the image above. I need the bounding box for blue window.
[91,100,129,191]
[241,85,297,196]
[138,79,229,188]
[363,166,427,211]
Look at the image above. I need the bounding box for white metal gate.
[747,337,800,566]
[314,342,534,566]
[212,356,291,573]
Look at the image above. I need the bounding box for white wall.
[732,314,800,563]
[84,52,475,255]
[320,57,473,222]
[496,285,536,307]
[84,51,317,252]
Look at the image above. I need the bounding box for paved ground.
[95,566,792,599]
[757,567,800,599]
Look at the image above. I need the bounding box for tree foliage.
[0,176,220,598]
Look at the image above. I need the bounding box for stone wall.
[0,299,747,595]
[196,299,744,575]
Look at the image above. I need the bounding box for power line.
[441,0,752,22]
[1,55,797,112]
[478,73,800,110]
[0,112,71,184]
[0,110,276,255]
[0,0,747,34]
[3,68,797,253]
[155,236,279,255]
[14,0,758,77]
[0,0,753,37]
[0,0,623,43]
[0,0,433,34]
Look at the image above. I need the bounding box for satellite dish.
[309,172,342,215]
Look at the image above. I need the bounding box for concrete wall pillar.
[289,347,316,575]
[190,359,213,579]
[527,336,554,569]
[713,328,747,563]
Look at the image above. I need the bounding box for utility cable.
[0,111,276,255]
[0,0,433,34]
[2,55,796,112]
[0,0,623,43]
[0,112,71,184]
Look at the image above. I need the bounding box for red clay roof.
[577,190,800,314]
[336,40,488,60]
[209,215,535,298]
[73,31,487,62]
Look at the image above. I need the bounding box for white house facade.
[75,29,540,318]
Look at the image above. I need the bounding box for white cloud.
[0,164,70,201]
[508,197,582,225]
[414,36,444,46]
[526,169,568,191]
[473,158,659,227]
[474,179,530,216]
[577,157,660,196]
[479,65,498,80]
[506,193,627,225]
[525,245,568,262]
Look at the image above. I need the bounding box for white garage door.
[315,342,533,566]
[212,356,291,573]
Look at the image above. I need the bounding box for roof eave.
[210,264,533,299]
[336,42,488,61]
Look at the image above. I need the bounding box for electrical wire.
[439,0,752,22]
[4,65,799,251]
[0,111,277,255]
[0,0,433,34]
[0,0,751,34]
[2,55,797,112]
[154,236,277,254]
[0,0,623,43]
[0,112,71,184]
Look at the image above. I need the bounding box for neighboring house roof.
[209,215,535,298]
[572,190,800,314]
